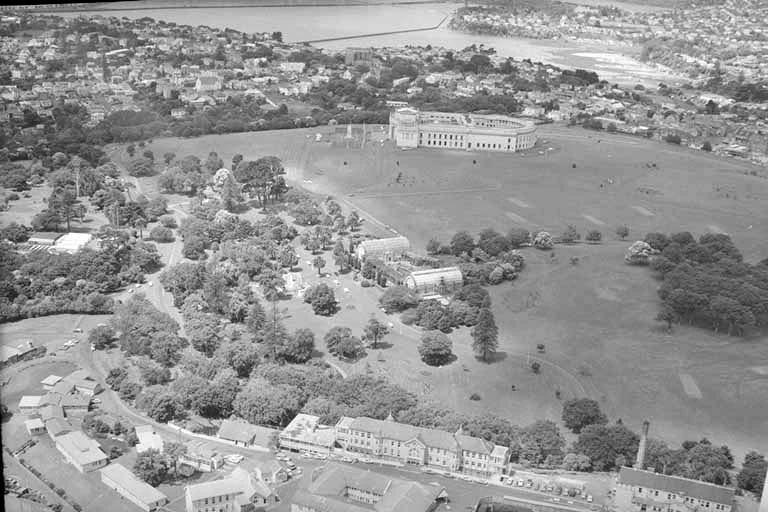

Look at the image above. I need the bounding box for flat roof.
[55,431,107,466]
[25,418,45,429]
[19,395,43,408]
[41,375,63,386]
[101,463,168,505]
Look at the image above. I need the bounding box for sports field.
[144,125,768,458]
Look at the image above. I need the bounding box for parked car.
[587,495,593,503]
[73,328,82,333]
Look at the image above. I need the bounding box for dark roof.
[618,467,735,506]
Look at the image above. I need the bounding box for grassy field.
[119,126,768,459]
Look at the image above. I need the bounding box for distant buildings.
[614,467,735,512]
[292,462,446,512]
[184,467,274,512]
[195,74,223,93]
[100,463,169,512]
[55,430,108,473]
[390,107,537,153]
[345,47,373,66]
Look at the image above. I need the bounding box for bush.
[360,279,372,288]
[615,225,630,240]
[149,226,175,243]
[7,193,19,200]
[533,231,554,250]
[664,134,682,145]
[469,392,482,401]
[159,215,177,228]
[561,225,580,244]
[702,141,712,152]
[585,230,602,243]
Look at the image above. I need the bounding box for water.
[60,2,680,86]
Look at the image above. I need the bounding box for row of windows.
[425,132,465,141]
[637,488,726,510]
[201,495,230,505]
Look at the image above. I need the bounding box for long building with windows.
[389,107,536,153]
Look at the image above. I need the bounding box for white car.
[225,454,244,464]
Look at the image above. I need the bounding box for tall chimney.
[759,467,768,512]
[635,420,650,469]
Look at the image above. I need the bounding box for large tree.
[304,283,338,316]
[572,422,640,472]
[324,326,364,359]
[363,317,389,349]
[471,307,498,362]
[418,330,454,366]
[133,449,169,486]
[450,230,475,256]
[737,451,767,497]
[561,398,608,434]
[48,187,85,232]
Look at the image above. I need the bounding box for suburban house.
[255,460,289,485]
[184,467,274,512]
[278,413,336,455]
[217,419,276,449]
[614,467,735,512]
[25,418,46,435]
[101,463,169,512]
[63,369,102,396]
[335,415,509,478]
[179,446,224,473]
[354,236,411,263]
[18,395,43,415]
[291,462,446,512]
[135,425,164,453]
[41,374,63,391]
[60,393,91,415]
[55,430,108,473]
[404,267,464,295]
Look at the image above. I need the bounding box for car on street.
[73,328,82,333]
[341,457,354,463]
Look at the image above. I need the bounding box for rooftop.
[100,463,168,505]
[55,431,107,466]
[218,419,275,446]
[618,467,735,506]
[280,413,335,448]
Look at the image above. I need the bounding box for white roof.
[25,418,45,429]
[41,375,63,386]
[19,395,43,408]
[406,267,463,287]
[101,463,167,505]
[280,413,335,448]
[53,233,93,253]
[55,431,107,467]
[186,474,243,501]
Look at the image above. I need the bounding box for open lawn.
[121,126,768,459]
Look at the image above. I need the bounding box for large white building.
[389,107,536,153]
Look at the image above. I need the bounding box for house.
[278,413,336,455]
[292,462,446,512]
[60,393,91,415]
[101,463,169,512]
[179,446,224,473]
[51,380,76,395]
[39,404,64,422]
[217,419,276,449]
[19,395,43,415]
[64,369,102,396]
[45,417,72,439]
[55,430,108,473]
[354,236,411,263]
[28,232,61,246]
[135,425,164,453]
[403,267,463,295]
[345,47,373,66]
[25,418,46,435]
[41,374,63,391]
[280,61,305,74]
[184,467,274,512]
[614,467,735,512]
[255,460,289,484]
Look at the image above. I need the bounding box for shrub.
[615,225,630,240]
[7,193,19,200]
[585,230,602,243]
[561,225,580,244]
[360,279,372,288]
[531,361,541,373]
[469,392,482,401]
[533,231,554,250]
[702,141,712,152]
[664,134,682,145]
[149,226,175,243]
[159,215,177,228]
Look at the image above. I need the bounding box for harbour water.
[60,1,681,86]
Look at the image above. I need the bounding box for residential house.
[19,395,43,415]
[60,393,91,415]
[25,418,46,436]
[614,467,735,512]
[184,467,274,512]
[45,417,72,439]
[64,369,102,396]
[217,419,276,449]
[55,430,108,473]
[101,463,169,512]
[179,447,224,473]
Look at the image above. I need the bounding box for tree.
[426,238,441,255]
[450,231,475,256]
[233,379,301,427]
[561,398,608,434]
[507,228,531,248]
[418,330,454,366]
[736,452,767,496]
[324,326,364,359]
[520,420,566,465]
[147,392,184,423]
[282,328,316,363]
[533,231,554,250]
[88,325,116,350]
[471,307,498,362]
[304,283,338,316]
[127,157,154,177]
[379,286,418,313]
[312,255,326,276]
[585,230,602,243]
[346,211,360,231]
[561,225,580,244]
[656,303,678,331]
[616,225,630,240]
[133,449,169,486]
[232,153,243,169]
[702,141,712,152]
[573,423,640,471]
[31,209,62,231]
[163,152,176,165]
[562,453,592,471]
[49,187,84,232]
[149,226,174,243]
[363,317,389,349]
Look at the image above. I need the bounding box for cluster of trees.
[427,228,526,285]
[0,226,163,322]
[640,231,768,335]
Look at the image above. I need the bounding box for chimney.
[759,468,768,512]
[635,420,650,469]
